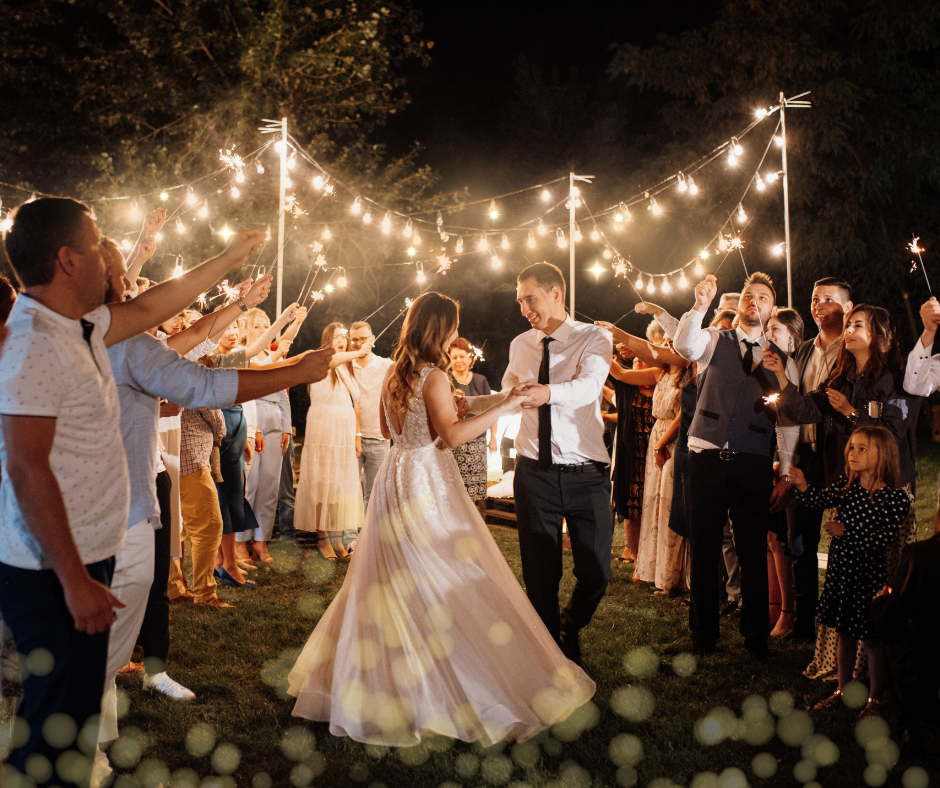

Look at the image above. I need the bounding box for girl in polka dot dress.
[787,426,910,720]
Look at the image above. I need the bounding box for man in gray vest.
[673,272,799,657]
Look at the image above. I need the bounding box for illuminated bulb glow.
[490,252,502,269]
[755,108,768,119]
[382,212,391,234]
[231,186,240,198]
[591,228,600,241]
[766,171,779,182]
[573,225,582,242]
[695,262,705,276]
[235,171,245,183]
[602,248,612,259]
[159,191,169,201]
[351,198,361,215]
[755,178,765,191]
[313,175,324,190]
[688,176,698,195]
[772,243,784,255]
[527,230,536,249]
[489,200,498,220]
[403,221,413,238]
[256,161,265,174]
[650,197,662,216]
[677,173,687,192]
[416,263,426,283]
[322,226,331,240]
[537,221,547,235]
[737,205,747,222]
[186,189,197,206]
[455,237,464,253]
[775,136,784,147]
[501,233,509,250]
[286,153,296,170]
[176,219,186,234]
[541,189,551,201]
[732,138,743,156]
[407,247,416,257]
[172,260,184,278]
[647,278,656,293]
[590,263,604,279]
[219,225,234,241]
[678,272,688,288]
[662,278,672,293]
[413,230,421,246]
[128,202,141,220]
[728,151,738,166]
[700,249,710,258]
[478,234,488,251]
[337,270,348,288]
[719,237,729,252]
[325,283,334,293]
[362,211,372,224]
[198,202,209,219]
[154,232,163,242]
[636,274,644,290]
[121,239,133,252]
[284,177,292,188]
[556,228,567,248]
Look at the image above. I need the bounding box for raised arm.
[596,322,688,368]
[607,360,660,387]
[904,297,940,396]
[424,368,521,449]
[673,275,718,362]
[104,229,267,347]
[124,208,167,283]
[244,303,298,361]
[269,307,308,362]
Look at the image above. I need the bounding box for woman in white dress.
[294,322,369,560]
[288,293,595,746]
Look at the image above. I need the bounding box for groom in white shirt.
[504,262,614,666]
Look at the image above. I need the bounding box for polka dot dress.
[797,476,910,641]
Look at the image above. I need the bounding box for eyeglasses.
[348,336,372,345]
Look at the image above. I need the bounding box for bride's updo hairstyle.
[387,292,459,411]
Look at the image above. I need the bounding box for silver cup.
[868,400,883,419]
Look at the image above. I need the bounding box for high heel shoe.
[317,535,336,561]
[329,535,349,559]
[251,544,274,564]
[218,567,254,587]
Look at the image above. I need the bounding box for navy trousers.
[216,405,248,534]
[139,471,172,668]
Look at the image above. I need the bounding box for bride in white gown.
[287,292,595,746]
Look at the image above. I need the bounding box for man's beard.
[739,310,764,328]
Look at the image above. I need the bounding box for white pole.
[276,116,288,315]
[569,171,576,316]
[779,92,793,309]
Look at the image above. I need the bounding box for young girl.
[787,426,910,719]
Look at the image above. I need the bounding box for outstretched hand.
[223,229,268,264]
[694,275,718,312]
[244,275,273,307]
[512,381,551,408]
[142,207,167,240]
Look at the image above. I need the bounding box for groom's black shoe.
[559,629,582,667]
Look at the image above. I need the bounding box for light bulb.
[337,269,348,288]
[728,151,738,166]
[121,239,133,252]
[284,176,292,188]
[416,263,426,283]
[128,201,141,220]
[775,135,784,147]
[159,191,169,201]
[313,175,324,190]
[351,197,361,215]
[591,228,600,241]
[614,211,623,223]
[382,212,391,234]
[198,202,209,219]
[662,277,672,293]
[772,242,785,256]
[688,177,698,195]
[678,272,688,288]
[695,262,704,276]
[455,237,464,254]
[172,258,184,278]
[218,225,234,242]
[413,230,421,246]
[527,230,536,249]
[677,173,688,192]
[287,153,296,170]
[766,171,779,182]
[719,237,729,252]
[755,177,765,191]
[636,274,644,290]
[556,228,567,248]
[407,246,416,257]
[176,219,186,234]
[325,283,334,293]
[755,108,768,119]
[186,188,197,206]
[602,248,612,260]
[274,140,286,154]
[647,277,656,293]
[650,197,662,216]
[541,189,551,201]
[491,252,502,269]
[499,233,508,250]
[255,161,265,174]
[362,211,372,224]
[737,205,747,223]
[478,234,488,251]
[403,220,413,238]
[235,171,245,184]
[700,249,710,258]
[231,186,240,198]
[574,225,583,242]
[322,226,331,240]
[732,137,743,156]
[537,221,547,235]
[154,232,163,242]
[489,200,498,220]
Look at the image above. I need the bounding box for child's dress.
[796,476,910,640]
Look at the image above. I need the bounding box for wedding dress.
[287,366,595,746]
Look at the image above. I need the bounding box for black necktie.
[742,339,759,374]
[538,336,554,470]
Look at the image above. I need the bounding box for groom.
[503,262,614,665]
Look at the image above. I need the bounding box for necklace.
[453,369,473,385]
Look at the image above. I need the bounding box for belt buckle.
[718,449,735,461]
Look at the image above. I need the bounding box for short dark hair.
[3,198,93,287]
[743,271,776,302]
[517,261,566,299]
[813,276,852,303]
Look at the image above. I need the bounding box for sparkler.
[219,148,244,172]
[436,252,453,274]
[468,343,485,363]
[310,290,325,303]
[909,236,932,296]
[196,292,208,310]
[373,304,410,342]
[284,194,306,216]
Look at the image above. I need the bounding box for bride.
[287,292,595,746]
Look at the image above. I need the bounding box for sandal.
[771,609,796,637]
[858,699,884,721]
[329,534,349,559]
[814,691,844,710]
[317,535,337,561]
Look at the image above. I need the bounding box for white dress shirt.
[354,354,394,439]
[799,333,841,445]
[501,317,612,465]
[673,308,800,473]
[903,338,940,396]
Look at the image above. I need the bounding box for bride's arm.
[424,368,520,449]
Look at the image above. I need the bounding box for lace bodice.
[651,370,682,422]
[382,366,438,450]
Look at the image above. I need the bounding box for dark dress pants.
[786,442,825,638]
[513,458,614,642]
[277,436,296,539]
[139,471,172,669]
[216,406,248,534]
[687,451,774,651]
[0,557,115,788]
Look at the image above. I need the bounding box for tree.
[609,0,940,341]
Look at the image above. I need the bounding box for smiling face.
[219,321,240,351]
[846,433,877,476]
[160,312,186,335]
[811,285,851,332]
[516,277,565,333]
[843,311,872,353]
[450,346,471,376]
[737,283,774,328]
[764,316,791,351]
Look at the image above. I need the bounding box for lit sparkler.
[196,292,208,309]
[436,252,453,274]
[909,236,932,295]
[310,290,325,303]
[219,148,244,172]
[468,343,485,363]
[284,195,306,216]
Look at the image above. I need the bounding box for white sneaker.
[143,671,195,700]
[347,539,357,554]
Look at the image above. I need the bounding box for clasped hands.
[509,381,550,408]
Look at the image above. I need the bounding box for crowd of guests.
[0,195,938,785]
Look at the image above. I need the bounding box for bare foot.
[771,610,796,637]
[234,542,253,563]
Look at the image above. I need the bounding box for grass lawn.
[95,442,940,788]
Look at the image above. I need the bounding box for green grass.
[50,442,940,787]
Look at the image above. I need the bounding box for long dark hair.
[827,305,900,400]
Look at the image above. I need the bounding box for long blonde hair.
[387,292,459,411]
[240,308,271,348]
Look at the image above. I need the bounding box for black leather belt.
[517,456,608,474]
[699,449,769,462]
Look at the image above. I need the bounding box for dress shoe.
[559,629,582,666]
[218,567,254,587]
[169,591,195,605]
[720,599,741,617]
[195,596,234,609]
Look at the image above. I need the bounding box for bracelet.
[356,432,362,437]
[236,297,249,312]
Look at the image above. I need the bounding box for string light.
[218,225,234,242]
[322,226,331,240]
[325,283,334,293]
[755,108,768,119]
[413,229,422,246]
[695,262,705,276]
[755,177,765,191]
[350,197,362,215]
[176,219,186,234]
[636,273,644,291]
[541,189,551,201]
[501,233,509,250]
[230,186,240,198]
[416,262,426,283]
[490,251,502,269]
[489,200,498,219]
[159,191,169,201]
[284,176,293,188]
[573,224,583,242]
[537,221,547,235]
[649,196,662,216]
[337,268,348,288]
[662,277,672,293]
[128,201,141,220]
[362,211,372,224]
[679,272,688,288]
[198,202,209,219]
[766,171,779,182]
[614,202,631,224]
[121,239,133,252]
[154,232,163,242]
[186,188,197,206]
[591,227,600,241]
[556,228,567,248]
[737,204,747,223]
[700,249,710,258]
[688,176,698,195]
[719,237,729,252]
[172,256,184,278]
[647,277,656,293]
[478,233,488,251]
[677,173,688,192]
[235,171,245,184]
[455,237,464,253]
[527,230,536,248]
[255,161,265,174]
[313,175,324,190]
[407,246,416,257]
[403,220,413,238]
[382,212,392,234]
[772,242,784,255]
[287,152,296,170]
[775,136,784,147]
[732,137,743,156]
[602,248,612,259]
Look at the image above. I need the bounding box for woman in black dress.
[448,338,496,511]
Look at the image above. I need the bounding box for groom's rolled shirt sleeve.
[546,330,612,409]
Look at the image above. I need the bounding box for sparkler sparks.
[436,252,453,274]
[215,279,240,304]
[310,290,325,303]
[468,343,485,363]
[196,292,208,309]
[284,195,306,216]
[612,259,629,278]
[762,393,780,406]
[219,148,244,172]
[404,297,414,309]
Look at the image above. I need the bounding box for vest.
[689,330,785,457]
